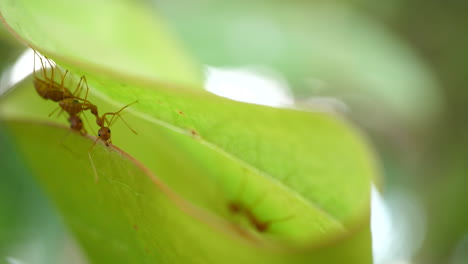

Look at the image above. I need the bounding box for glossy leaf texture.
[0,0,377,263]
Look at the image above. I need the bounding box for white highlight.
[0,49,44,95]
[10,49,36,85]
[6,257,27,264]
[371,186,393,263]
[205,66,294,108]
[371,186,426,264]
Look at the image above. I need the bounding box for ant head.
[98,126,111,142]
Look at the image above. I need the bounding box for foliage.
[0,0,376,263]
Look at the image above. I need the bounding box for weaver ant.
[56,96,97,119]
[33,50,92,135]
[228,200,293,233]
[33,50,74,102]
[32,49,139,182]
[227,175,293,233]
[67,115,87,135]
[88,101,138,181]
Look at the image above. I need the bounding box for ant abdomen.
[33,78,73,102]
[68,115,86,135]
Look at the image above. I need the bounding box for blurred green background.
[1,0,467,263]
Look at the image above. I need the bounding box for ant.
[91,100,138,146]
[67,115,87,135]
[228,200,294,233]
[57,91,94,136]
[228,201,270,232]
[33,50,93,135]
[57,97,98,117]
[33,50,75,102]
[227,176,293,233]
[46,70,93,118]
[88,101,138,181]
[32,50,139,182]
[33,50,92,135]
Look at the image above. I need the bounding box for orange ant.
[57,93,94,136]
[33,50,93,135]
[58,96,97,136]
[67,115,87,135]
[58,97,98,117]
[227,176,293,233]
[228,200,293,233]
[47,72,92,118]
[32,50,138,182]
[32,50,75,102]
[88,101,138,181]
[91,100,138,146]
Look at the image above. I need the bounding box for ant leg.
[111,113,138,135]
[36,52,49,83]
[48,105,61,117]
[54,106,67,118]
[33,50,45,78]
[81,76,90,101]
[60,70,69,100]
[34,53,57,100]
[82,112,96,136]
[71,75,84,98]
[43,56,55,87]
[88,137,100,182]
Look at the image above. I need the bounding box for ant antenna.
[103,100,138,134]
[110,113,138,135]
[107,100,138,124]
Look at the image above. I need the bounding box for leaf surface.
[0,0,376,263]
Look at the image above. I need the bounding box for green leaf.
[0,0,377,263]
[0,0,203,88]
[1,117,372,263]
[1,74,374,263]
[0,124,69,264]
